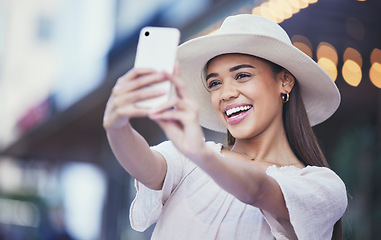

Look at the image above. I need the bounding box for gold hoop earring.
[281,92,289,103]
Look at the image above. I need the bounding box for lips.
[224,104,253,125]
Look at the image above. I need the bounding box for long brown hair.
[226,59,343,240]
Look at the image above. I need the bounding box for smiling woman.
[103,14,347,240]
[205,54,286,141]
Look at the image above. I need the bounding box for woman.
[103,14,347,239]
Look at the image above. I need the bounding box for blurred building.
[0,0,380,239]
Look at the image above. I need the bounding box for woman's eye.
[236,73,251,80]
[207,80,221,89]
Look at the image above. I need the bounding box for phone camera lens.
[145,31,150,37]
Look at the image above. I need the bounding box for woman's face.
[206,54,286,140]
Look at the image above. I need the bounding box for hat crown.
[218,14,292,45]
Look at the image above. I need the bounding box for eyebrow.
[206,64,255,82]
[206,73,218,81]
[229,64,255,72]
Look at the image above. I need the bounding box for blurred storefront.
[0,0,380,239]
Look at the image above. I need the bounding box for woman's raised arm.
[103,68,168,190]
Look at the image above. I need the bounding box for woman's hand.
[103,68,168,130]
[148,67,208,160]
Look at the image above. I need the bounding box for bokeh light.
[369,63,381,88]
[287,0,302,14]
[317,42,338,65]
[344,47,362,66]
[370,48,381,64]
[292,35,313,58]
[298,0,309,9]
[342,47,362,87]
[259,2,277,23]
[342,60,362,87]
[317,42,338,81]
[252,0,319,23]
[278,0,293,20]
[370,48,381,88]
[345,17,365,40]
[318,57,338,81]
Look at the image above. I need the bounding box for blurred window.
[37,16,53,41]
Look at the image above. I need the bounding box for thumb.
[173,61,180,77]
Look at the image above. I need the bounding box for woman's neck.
[230,124,299,166]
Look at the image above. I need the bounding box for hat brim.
[177,33,341,133]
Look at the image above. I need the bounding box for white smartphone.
[134,26,180,108]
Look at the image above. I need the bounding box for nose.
[219,81,239,101]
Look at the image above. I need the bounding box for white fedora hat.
[177,14,340,133]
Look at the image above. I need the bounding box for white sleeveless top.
[129,141,347,240]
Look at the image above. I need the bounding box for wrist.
[104,121,133,137]
[103,116,131,131]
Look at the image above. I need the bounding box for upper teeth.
[226,106,252,116]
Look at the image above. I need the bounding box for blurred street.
[0,0,380,239]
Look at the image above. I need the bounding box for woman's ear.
[279,69,295,94]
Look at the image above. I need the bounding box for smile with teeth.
[225,105,253,118]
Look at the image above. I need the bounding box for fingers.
[149,95,198,124]
[165,68,192,100]
[103,97,151,129]
[112,68,169,107]
[149,66,198,121]
[114,69,167,95]
[119,67,156,81]
[104,68,168,129]
[115,84,167,106]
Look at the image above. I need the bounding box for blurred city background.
[0,0,380,239]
